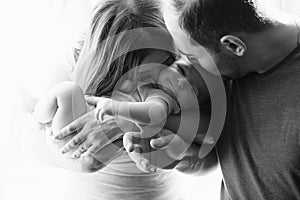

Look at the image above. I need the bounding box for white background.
[0,0,299,200]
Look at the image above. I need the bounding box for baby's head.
[158,58,209,109]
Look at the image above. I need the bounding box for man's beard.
[215,53,241,80]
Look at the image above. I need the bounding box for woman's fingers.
[83,144,99,156]
[61,133,86,154]
[72,143,92,158]
[72,126,123,157]
[82,140,124,169]
[54,119,84,140]
[82,138,112,156]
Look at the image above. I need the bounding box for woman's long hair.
[74,0,175,97]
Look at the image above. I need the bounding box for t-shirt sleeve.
[145,88,180,115]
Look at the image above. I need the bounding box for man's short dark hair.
[172,0,274,50]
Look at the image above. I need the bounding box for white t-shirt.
[49,41,180,200]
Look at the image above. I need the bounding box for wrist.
[111,100,119,117]
[176,142,200,160]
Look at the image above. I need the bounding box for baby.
[97,57,208,128]
[33,57,208,172]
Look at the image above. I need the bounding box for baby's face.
[158,58,206,109]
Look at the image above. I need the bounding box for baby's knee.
[54,82,84,106]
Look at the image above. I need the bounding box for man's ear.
[220,35,247,56]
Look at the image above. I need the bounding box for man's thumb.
[150,134,173,149]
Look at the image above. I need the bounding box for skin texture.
[162,0,300,80]
[149,0,300,176]
[158,59,208,107]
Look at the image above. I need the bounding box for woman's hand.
[53,96,124,160]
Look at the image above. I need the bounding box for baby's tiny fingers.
[99,110,105,122]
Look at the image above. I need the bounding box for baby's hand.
[95,97,115,122]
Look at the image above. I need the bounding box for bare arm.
[124,102,219,175]
[33,81,83,124]
[98,98,168,126]
[33,87,60,124]
[22,45,82,171]
[168,104,218,175]
[114,99,168,125]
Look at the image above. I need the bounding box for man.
[153,0,300,199]
[54,0,300,199]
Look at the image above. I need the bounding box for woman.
[27,0,184,199]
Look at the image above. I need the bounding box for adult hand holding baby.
[53,95,125,171]
[123,129,206,173]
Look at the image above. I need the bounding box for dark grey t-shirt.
[217,45,300,200]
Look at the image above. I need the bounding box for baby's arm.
[116,99,168,125]
[98,98,168,126]
[33,81,87,133]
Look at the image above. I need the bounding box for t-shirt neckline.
[260,43,300,77]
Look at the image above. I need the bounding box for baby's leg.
[50,82,87,133]
[33,81,87,156]
[34,81,87,133]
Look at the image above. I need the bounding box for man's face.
[162,1,242,80]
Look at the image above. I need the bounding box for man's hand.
[123,129,192,173]
[123,129,216,174]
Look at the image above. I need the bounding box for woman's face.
[137,50,175,76]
